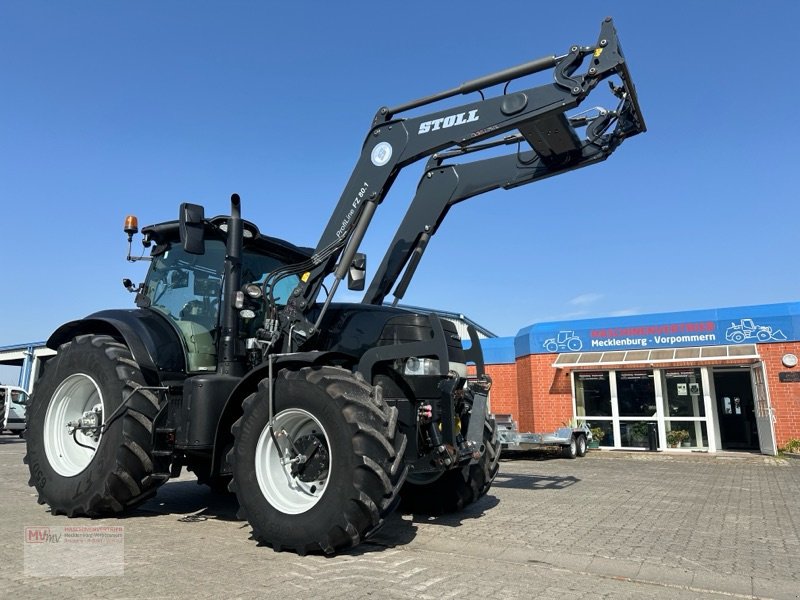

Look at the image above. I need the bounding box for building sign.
[515,302,800,356]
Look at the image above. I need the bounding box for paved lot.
[1,436,799,599]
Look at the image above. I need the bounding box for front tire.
[24,335,163,516]
[400,414,501,515]
[229,366,407,554]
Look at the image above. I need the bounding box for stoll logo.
[418,109,479,134]
[25,527,61,543]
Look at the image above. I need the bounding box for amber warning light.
[124,215,139,241]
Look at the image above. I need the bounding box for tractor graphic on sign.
[544,330,583,352]
[725,319,787,343]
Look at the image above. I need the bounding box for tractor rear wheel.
[24,335,164,516]
[228,366,407,554]
[400,414,501,515]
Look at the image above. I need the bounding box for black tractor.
[25,18,645,554]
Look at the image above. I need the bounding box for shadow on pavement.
[133,479,241,522]
[355,494,500,554]
[491,471,579,490]
[0,435,26,445]
[499,449,571,462]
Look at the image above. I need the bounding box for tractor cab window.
[241,250,300,305]
[144,241,226,372]
[239,249,301,337]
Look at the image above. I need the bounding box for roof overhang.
[552,344,759,368]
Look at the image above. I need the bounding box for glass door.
[752,364,776,455]
[661,368,708,449]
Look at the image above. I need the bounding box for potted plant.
[589,427,605,449]
[630,422,650,447]
[666,429,690,448]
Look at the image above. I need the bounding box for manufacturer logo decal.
[371,142,393,166]
[418,109,479,135]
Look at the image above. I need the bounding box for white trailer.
[493,414,592,459]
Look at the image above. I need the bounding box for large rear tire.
[400,414,501,515]
[24,335,163,516]
[228,366,407,554]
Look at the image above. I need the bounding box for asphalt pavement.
[1,436,798,599]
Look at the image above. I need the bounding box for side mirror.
[347,253,366,291]
[179,203,205,255]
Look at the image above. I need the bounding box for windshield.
[142,240,300,371]
[144,242,226,331]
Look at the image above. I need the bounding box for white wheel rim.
[43,374,104,477]
[255,408,331,515]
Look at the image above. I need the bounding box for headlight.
[244,283,263,299]
[403,358,468,377]
[404,357,440,376]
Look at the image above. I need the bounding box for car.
[1,385,28,437]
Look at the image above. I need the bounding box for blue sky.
[1,2,798,382]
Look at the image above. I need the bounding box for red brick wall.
[519,355,573,432]
[485,363,518,416]
[756,342,800,447]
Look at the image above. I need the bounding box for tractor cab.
[128,215,310,372]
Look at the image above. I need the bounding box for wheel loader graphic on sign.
[544,330,583,352]
[725,319,787,343]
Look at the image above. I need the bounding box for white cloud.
[569,293,603,306]
[608,307,641,317]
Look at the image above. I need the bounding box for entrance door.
[713,371,759,450]
[751,364,777,455]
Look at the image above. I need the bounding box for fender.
[210,351,352,476]
[47,309,186,386]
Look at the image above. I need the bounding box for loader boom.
[279,17,645,348]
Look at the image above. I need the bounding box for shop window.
[574,372,612,417]
[663,369,705,417]
[620,420,657,449]
[586,420,615,447]
[665,420,708,449]
[616,371,656,417]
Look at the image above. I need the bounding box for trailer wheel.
[576,434,587,457]
[24,335,163,516]
[229,366,407,554]
[562,435,578,459]
[400,414,501,515]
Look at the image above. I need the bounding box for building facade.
[481,302,800,455]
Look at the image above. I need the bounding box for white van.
[1,385,28,437]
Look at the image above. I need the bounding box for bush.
[780,438,800,454]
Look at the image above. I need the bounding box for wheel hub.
[67,404,103,440]
[291,434,329,482]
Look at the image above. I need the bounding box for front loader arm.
[363,110,629,306]
[278,17,644,348]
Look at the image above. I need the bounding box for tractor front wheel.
[24,335,163,516]
[229,366,407,554]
